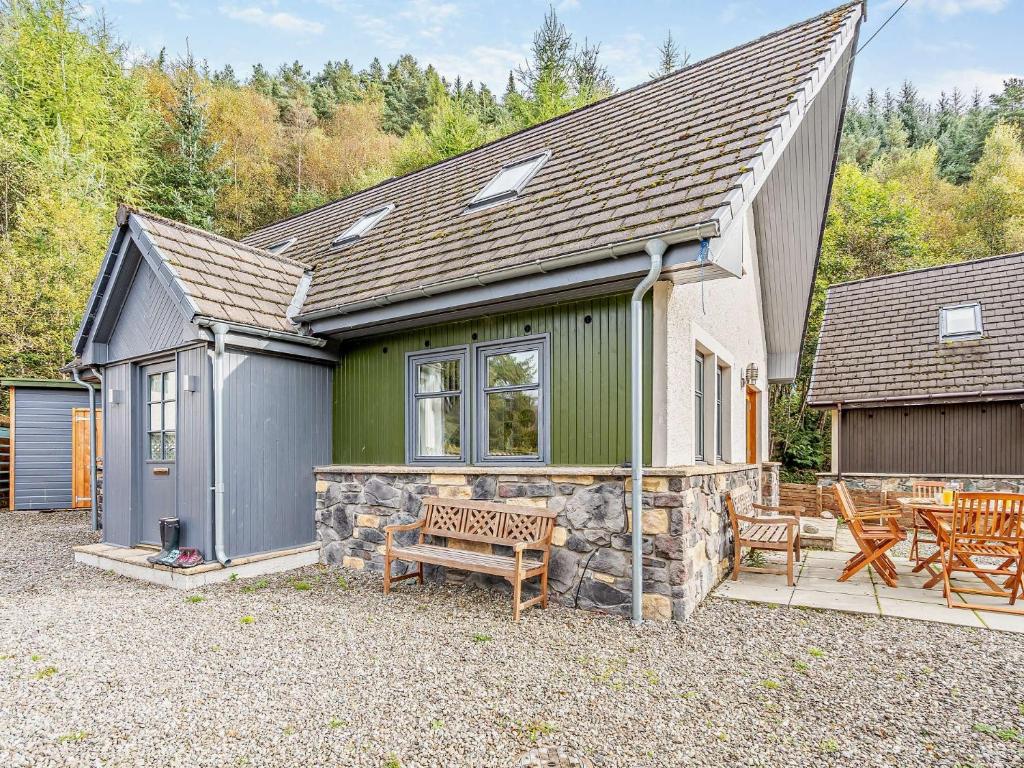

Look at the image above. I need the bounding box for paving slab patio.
[714,528,1024,633]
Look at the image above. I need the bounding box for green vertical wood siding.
[333,293,652,466]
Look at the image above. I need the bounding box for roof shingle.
[807,253,1024,405]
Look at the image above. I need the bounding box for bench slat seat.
[390,544,546,577]
[383,497,555,621]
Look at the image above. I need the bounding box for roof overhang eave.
[808,388,1024,409]
[294,219,722,323]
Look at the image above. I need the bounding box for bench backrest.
[420,496,556,549]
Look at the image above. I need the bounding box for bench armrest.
[385,520,423,536]
[753,503,804,519]
[513,538,549,553]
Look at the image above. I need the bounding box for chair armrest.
[737,514,799,527]
[754,503,804,519]
[513,538,548,553]
[852,507,903,520]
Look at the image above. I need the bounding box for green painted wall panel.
[333,293,652,466]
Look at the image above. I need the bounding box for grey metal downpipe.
[71,368,100,531]
[630,239,667,627]
[211,322,231,565]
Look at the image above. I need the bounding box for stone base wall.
[761,463,780,507]
[315,466,760,622]
[818,473,1024,495]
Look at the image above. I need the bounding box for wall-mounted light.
[182,375,199,392]
[740,363,759,388]
[107,388,123,405]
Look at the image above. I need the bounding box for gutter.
[629,239,667,627]
[209,323,231,566]
[296,220,720,323]
[71,368,101,532]
[811,388,1024,409]
[195,316,327,348]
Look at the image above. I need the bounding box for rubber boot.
[147,518,174,564]
[155,518,181,566]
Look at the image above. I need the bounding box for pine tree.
[651,30,688,78]
[991,77,1024,146]
[148,54,223,228]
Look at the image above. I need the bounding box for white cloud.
[398,0,460,40]
[918,68,1019,100]
[890,0,1008,16]
[355,14,409,50]
[600,32,655,88]
[220,6,325,35]
[429,44,526,91]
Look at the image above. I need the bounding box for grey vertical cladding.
[12,387,90,510]
[101,363,133,545]
[221,350,332,558]
[175,346,213,555]
[106,258,196,363]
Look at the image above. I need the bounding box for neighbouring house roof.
[242,2,862,319]
[126,207,312,333]
[807,253,1024,407]
[0,378,84,390]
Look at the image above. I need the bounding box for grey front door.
[140,361,177,545]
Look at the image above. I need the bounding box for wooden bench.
[383,496,555,621]
[726,486,804,586]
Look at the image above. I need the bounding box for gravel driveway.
[1,511,1022,768]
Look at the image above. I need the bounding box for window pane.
[487,350,539,387]
[479,159,537,199]
[943,306,979,335]
[148,374,161,402]
[416,396,461,456]
[163,372,176,400]
[149,403,163,431]
[148,432,162,460]
[163,432,176,461]
[417,359,460,393]
[487,389,539,457]
[163,400,176,431]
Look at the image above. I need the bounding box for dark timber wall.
[840,401,1024,475]
[333,293,653,466]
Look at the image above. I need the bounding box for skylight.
[467,151,550,210]
[939,302,983,341]
[266,237,296,255]
[332,204,394,247]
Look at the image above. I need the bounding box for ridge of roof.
[827,251,1024,292]
[119,204,312,271]
[243,1,863,241]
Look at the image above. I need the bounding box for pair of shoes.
[148,517,181,564]
[156,548,180,566]
[173,548,204,568]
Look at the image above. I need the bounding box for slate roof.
[807,253,1024,406]
[126,208,310,333]
[243,3,862,317]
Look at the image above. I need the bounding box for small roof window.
[939,302,983,341]
[266,237,296,255]
[467,151,550,210]
[332,204,394,247]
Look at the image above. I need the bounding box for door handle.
[152,467,170,476]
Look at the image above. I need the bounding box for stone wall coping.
[314,463,759,478]
[817,472,1024,481]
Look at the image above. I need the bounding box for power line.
[856,0,911,55]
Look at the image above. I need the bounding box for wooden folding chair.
[833,481,906,587]
[941,492,1024,615]
[726,486,804,586]
[909,480,947,565]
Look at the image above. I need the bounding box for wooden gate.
[72,408,103,510]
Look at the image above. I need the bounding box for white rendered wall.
[653,210,770,467]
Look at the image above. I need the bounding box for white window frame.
[266,236,297,255]
[694,353,706,463]
[939,302,983,341]
[466,151,550,211]
[332,204,394,248]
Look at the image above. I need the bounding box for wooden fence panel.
[779,482,890,517]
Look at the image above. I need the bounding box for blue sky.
[89,0,1022,103]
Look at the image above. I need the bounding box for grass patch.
[328,717,346,729]
[33,665,58,679]
[819,738,839,754]
[761,679,780,690]
[973,723,1023,742]
[229,573,238,582]
[523,720,556,742]
[57,730,89,743]
[430,719,444,730]
[471,633,492,644]
[643,669,660,686]
[186,595,205,603]
[808,647,826,659]
[30,654,42,662]
[240,615,255,625]
[384,755,401,768]
[793,660,810,674]
[337,575,350,590]
[242,579,269,593]
[743,549,768,569]
[292,581,312,591]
